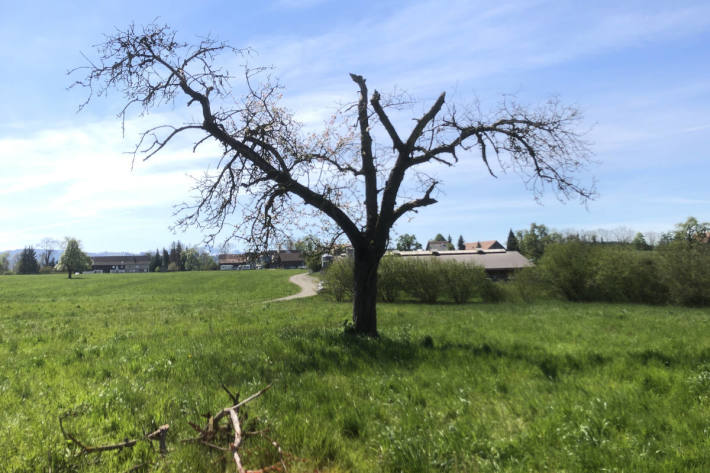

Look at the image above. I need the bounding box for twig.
[59,415,169,455]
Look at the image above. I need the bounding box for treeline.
[504,217,710,305]
[148,241,217,272]
[0,239,218,275]
[394,233,467,251]
[322,217,710,307]
[509,217,708,261]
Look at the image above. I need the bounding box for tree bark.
[352,246,380,337]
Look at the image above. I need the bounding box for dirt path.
[270,272,319,302]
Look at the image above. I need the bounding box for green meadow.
[1,271,709,472]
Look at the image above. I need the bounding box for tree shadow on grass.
[272,327,620,380]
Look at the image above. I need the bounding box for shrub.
[39,266,56,274]
[404,259,445,303]
[590,247,668,304]
[536,241,596,301]
[659,242,710,306]
[377,256,406,302]
[440,260,487,303]
[321,258,354,302]
[501,267,555,303]
[480,278,504,302]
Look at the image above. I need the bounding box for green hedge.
[321,257,491,304]
[522,241,710,306]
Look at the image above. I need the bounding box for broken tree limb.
[59,413,169,455]
[58,384,295,472]
[229,407,246,473]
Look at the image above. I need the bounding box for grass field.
[1,271,710,472]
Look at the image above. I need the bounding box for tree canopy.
[75,23,593,335]
[55,238,92,278]
[506,229,520,251]
[16,247,39,274]
[395,234,422,251]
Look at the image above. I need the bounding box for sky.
[1,0,709,253]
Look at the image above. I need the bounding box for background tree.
[294,235,331,272]
[516,223,563,261]
[37,237,60,268]
[76,23,593,336]
[0,251,10,274]
[149,249,162,272]
[457,235,465,250]
[396,234,422,251]
[161,248,170,271]
[0,252,10,274]
[55,238,92,278]
[632,232,651,251]
[673,216,709,243]
[182,248,201,271]
[16,247,39,274]
[433,233,447,242]
[197,251,218,271]
[506,229,520,251]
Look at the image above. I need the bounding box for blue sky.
[1,0,709,252]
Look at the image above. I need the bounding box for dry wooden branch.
[186,384,273,471]
[59,414,169,455]
[229,407,246,473]
[58,384,295,472]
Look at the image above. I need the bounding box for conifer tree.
[149,250,161,272]
[457,235,465,250]
[17,247,40,274]
[161,248,170,270]
[506,229,520,251]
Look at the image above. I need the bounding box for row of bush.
[321,240,710,307]
[511,240,710,306]
[322,257,501,304]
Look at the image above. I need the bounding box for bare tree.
[37,237,60,268]
[73,23,593,336]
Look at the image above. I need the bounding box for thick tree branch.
[392,181,438,223]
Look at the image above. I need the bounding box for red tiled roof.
[464,240,504,250]
[218,254,248,265]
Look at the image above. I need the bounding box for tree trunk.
[352,247,380,337]
[67,269,72,279]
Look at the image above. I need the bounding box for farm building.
[392,248,532,280]
[90,255,151,273]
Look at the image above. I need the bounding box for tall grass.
[1,271,709,472]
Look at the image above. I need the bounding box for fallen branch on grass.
[59,383,297,472]
[183,384,279,473]
[59,412,168,455]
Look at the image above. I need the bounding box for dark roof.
[277,251,303,262]
[92,255,150,265]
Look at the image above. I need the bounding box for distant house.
[218,254,251,270]
[392,249,532,280]
[90,255,151,273]
[426,240,450,251]
[464,240,505,251]
[219,251,304,270]
[274,250,304,269]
